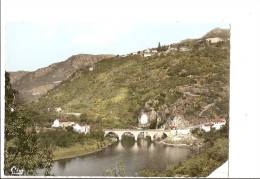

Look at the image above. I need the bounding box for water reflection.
[49,139,192,176]
[121,136,135,148]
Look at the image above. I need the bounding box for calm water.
[49,138,192,176]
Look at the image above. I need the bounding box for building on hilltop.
[206,37,224,44]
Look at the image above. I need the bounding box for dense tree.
[4,72,53,175]
[80,113,89,124]
[157,42,161,51]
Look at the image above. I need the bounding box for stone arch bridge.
[104,129,171,141]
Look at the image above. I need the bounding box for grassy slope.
[52,138,112,161]
[32,41,229,128]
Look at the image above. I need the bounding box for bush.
[90,128,104,141]
[38,130,87,148]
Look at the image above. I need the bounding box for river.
[48,137,193,176]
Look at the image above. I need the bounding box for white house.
[32,92,41,96]
[179,47,191,52]
[140,113,149,125]
[51,119,60,128]
[81,125,91,134]
[89,66,94,71]
[206,37,224,44]
[66,112,82,117]
[151,49,158,53]
[54,107,62,112]
[144,53,152,57]
[73,123,90,134]
[212,118,226,130]
[176,128,190,135]
[166,47,177,53]
[51,119,75,128]
[170,129,178,136]
[201,124,212,132]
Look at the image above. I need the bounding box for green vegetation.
[105,160,126,176]
[29,39,229,129]
[139,124,228,177]
[37,126,110,160]
[4,72,53,175]
[52,138,112,161]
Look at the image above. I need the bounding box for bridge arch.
[162,132,168,138]
[104,131,119,140]
[121,132,136,141]
[104,129,171,142]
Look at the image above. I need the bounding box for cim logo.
[10,166,24,176]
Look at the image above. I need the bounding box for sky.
[4,0,230,71]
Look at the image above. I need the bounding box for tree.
[157,42,161,51]
[80,113,89,124]
[4,72,53,175]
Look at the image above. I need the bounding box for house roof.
[213,118,226,123]
[58,118,67,122]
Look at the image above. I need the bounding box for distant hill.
[9,71,29,84]
[10,54,114,102]
[202,28,230,39]
[28,28,230,128]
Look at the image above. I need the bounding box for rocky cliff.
[10,54,114,102]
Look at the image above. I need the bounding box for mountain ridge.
[10,54,115,102]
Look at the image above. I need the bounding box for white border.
[2,0,260,178]
[1,0,7,178]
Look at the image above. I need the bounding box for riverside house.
[73,124,90,134]
[51,119,90,135]
[51,118,75,128]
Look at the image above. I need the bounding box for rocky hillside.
[9,71,29,84]
[10,54,114,102]
[29,28,230,129]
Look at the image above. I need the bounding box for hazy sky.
[4,0,230,71]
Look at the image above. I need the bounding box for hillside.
[202,28,230,39]
[10,54,114,102]
[9,71,29,84]
[30,28,230,129]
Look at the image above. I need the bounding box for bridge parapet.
[104,129,171,142]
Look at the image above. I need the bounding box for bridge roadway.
[104,129,172,141]
[103,123,209,142]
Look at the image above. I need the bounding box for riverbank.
[53,139,114,161]
[160,140,192,147]
[139,127,228,177]
[159,134,203,148]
